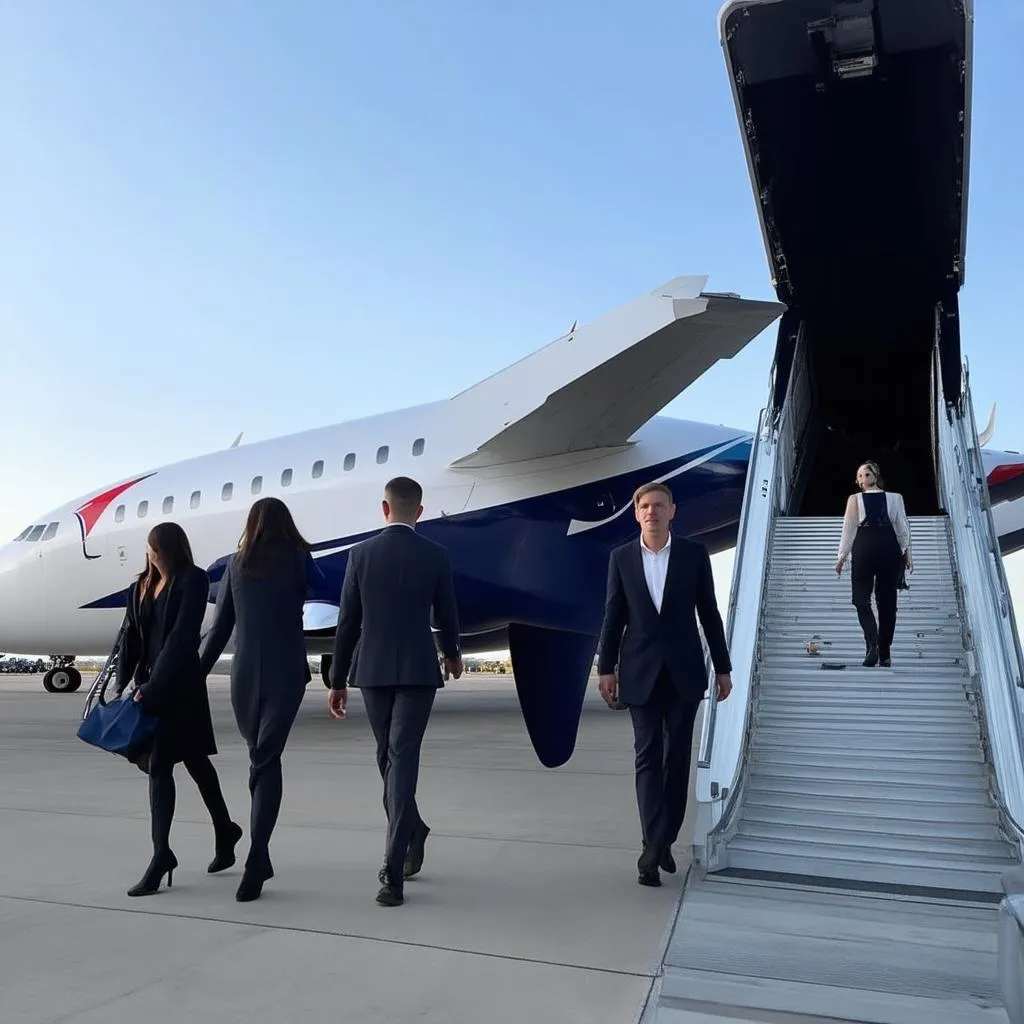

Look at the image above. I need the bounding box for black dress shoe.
[637,868,661,887]
[863,645,879,667]
[659,848,677,874]
[404,824,430,879]
[376,883,404,906]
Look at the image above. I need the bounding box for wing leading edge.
[447,275,784,468]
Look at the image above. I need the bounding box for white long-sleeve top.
[836,489,913,565]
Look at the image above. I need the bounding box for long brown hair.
[237,497,310,577]
[137,522,196,598]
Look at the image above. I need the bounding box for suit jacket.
[596,533,731,705]
[200,549,325,691]
[330,524,461,690]
[116,565,217,763]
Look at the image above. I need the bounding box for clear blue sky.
[1,2,1022,621]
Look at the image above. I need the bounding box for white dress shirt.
[640,533,671,612]
[836,489,913,563]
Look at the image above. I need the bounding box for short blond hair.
[633,481,674,506]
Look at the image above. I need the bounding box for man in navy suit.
[328,476,462,906]
[596,481,732,887]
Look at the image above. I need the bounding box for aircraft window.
[312,459,324,479]
[343,453,356,471]
[41,522,59,542]
[115,505,126,523]
[162,496,174,514]
[190,490,201,509]
[14,527,33,541]
[27,525,46,542]
[222,482,234,502]
[137,501,149,518]
[281,468,293,487]
[376,445,390,465]
[412,438,425,456]
[251,475,263,495]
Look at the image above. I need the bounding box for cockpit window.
[14,527,33,541]
[27,525,46,542]
[41,522,59,542]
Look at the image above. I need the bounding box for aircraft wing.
[447,275,784,468]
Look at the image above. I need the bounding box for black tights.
[149,756,232,854]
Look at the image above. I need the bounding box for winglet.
[230,432,244,449]
[978,404,996,447]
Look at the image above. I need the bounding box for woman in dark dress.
[116,522,241,897]
[835,461,913,667]
[200,497,325,902]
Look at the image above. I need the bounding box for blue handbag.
[77,691,158,761]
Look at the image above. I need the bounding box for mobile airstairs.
[655,352,1024,1024]
[646,2,1024,1022]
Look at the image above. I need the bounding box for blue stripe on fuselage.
[80,438,751,628]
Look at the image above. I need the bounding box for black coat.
[199,550,323,737]
[596,534,731,705]
[330,524,461,690]
[116,565,217,765]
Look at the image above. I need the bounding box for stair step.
[755,713,979,735]
[749,752,989,783]
[743,775,990,804]
[732,820,1012,860]
[738,803,1006,841]
[750,745,985,767]
[723,840,1013,894]
[742,790,1002,825]
[751,729,985,755]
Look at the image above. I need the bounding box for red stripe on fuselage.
[989,463,1024,489]
[74,473,156,537]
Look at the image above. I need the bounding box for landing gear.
[43,656,82,694]
[320,654,333,688]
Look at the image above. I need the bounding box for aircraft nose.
[0,540,43,651]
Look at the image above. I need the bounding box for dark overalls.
[851,491,903,660]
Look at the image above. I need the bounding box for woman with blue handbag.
[118,522,241,897]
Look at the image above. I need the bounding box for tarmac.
[0,671,704,1024]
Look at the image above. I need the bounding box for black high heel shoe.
[235,862,273,903]
[208,821,244,874]
[127,850,178,897]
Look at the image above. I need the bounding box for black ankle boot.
[236,864,273,902]
[208,821,244,874]
[127,849,178,897]
[863,645,879,667]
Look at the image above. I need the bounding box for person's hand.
[597,673,618,708]
[903,551,913,571]
[443,656,463,680]
[327,688,348,720]
[835,558,844,575]
[132,687,144,703]
[715,673,732,701]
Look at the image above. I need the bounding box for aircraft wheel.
[321,654,333,688]
[43,667,82,693]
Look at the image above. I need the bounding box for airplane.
[2,274,1024,769]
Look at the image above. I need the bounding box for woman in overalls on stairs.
[835,461,913,667]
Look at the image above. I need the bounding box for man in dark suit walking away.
[596,481,732,887]
[328,476,462,906]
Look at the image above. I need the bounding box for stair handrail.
[938,356,1024,845]
[696,402,770,771]
[693,350,793,861]
[961,363,1024,690]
